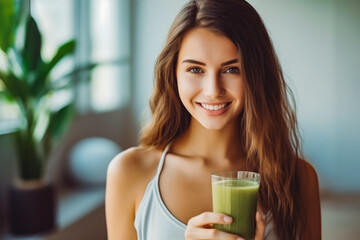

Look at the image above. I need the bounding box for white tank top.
[134,144,278,240]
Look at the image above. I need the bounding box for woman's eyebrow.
[182,59,205,65]
[181,59,238,66]
[221,59,238,66]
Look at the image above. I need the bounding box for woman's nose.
[203,72,224,98]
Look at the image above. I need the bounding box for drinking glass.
[211,171,261,240]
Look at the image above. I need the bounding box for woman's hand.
[185,211,266,240]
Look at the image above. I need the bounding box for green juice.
[212,179,259,240]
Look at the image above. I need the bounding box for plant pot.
[7,182,56,235]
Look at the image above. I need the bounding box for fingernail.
[237,238,245,240]
[224,216,232,223]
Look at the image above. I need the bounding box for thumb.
[255,211,266,240]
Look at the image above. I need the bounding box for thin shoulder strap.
[155,143,172,176]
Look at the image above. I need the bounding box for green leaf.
[0,0,16,53]
[49,104,74,139]
[33,40,76,98]
[22,16,42,75]
[42,104,74,158]
[0,70,29,103]
[33,106,50,143]
[0,88,16,102]
[38,40,76,80]
[51,62,98,91]
[49,58,128,92]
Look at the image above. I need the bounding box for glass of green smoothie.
[211,171,260,240]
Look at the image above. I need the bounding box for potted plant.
[0,0,77,235]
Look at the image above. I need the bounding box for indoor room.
[0,0,359,239]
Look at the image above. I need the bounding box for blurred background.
[0,0,359,239]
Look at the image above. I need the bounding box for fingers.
[187,212,233,227]
[185,227,244,240]
[186,212,245,240]
[254,211,266,240]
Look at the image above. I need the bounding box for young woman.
[106,0,321,239]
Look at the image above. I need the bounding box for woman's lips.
[197,102,231,116]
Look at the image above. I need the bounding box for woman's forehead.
[178,27,240,65]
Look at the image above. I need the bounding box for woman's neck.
[173,118,245,166]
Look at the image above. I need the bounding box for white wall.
[251,0,360,192]
[133,0,188,127]
[132,0,360,193]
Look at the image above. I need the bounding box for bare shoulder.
[108,146,155,174]
[105,146,162,240]
[107,146,162,190]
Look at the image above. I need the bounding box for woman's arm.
[105,151,138,240]
[299,160,322,240]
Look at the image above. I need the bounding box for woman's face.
[176,27,245,130]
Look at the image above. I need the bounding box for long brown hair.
[140,0,305,238]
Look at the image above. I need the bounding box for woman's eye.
[188,67,203,74]
[225,67,240,74]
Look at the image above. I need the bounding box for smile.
[200,103,228,111]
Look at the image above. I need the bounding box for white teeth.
[201,103,227,111]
